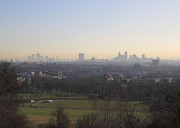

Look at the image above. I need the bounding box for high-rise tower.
[78,53,84,61]
[124,51,128,61]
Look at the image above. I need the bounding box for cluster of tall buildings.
[27,51,159,64]
[114,51,128,61]
[77,51,160,64]
[114,51,158,62]
[28,53,57,62]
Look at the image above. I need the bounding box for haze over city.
[1,1,180,127]
[1,0,180,60]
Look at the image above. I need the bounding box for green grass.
[19,108,95,123]
[19,100,95,123]
[39,100,94,109]
[19,100,147,123]
[19,108,52,116]
[21,100,94,109]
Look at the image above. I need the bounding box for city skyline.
[1,0,180,60]
[0,50,175,61]
[26,51,159,62]
[1,51,159,61]
[0,50,177,61]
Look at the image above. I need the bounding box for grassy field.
[20,108,95,122]
[19,100,95,123]
[19,100,147,123]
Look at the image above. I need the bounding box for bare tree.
[38,106,70,128]
[148,83,180,128]
[0,62,32,128]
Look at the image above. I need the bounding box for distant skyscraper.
[31,54,35,62]
[142,54,145,59]
[142,54,145,61]
[28,54,35,62]
[45,56,48,62]
[132,54,137,61]
[124,51,128,61]
[36,53,40,58]
[79,53,84,61]
[118,52,121,57]
[36,53,41,62]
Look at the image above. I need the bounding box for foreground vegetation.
[19,100,147,123]
[18,99,148,127]
[19,100,95,123]
[1,62,180,128]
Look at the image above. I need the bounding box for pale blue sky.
[0,0,180,60]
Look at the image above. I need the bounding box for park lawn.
[39,100,94,109]
[19,100,95,123]
[19,108,95,123]
[19,108,52,116]
[19,100,147,123]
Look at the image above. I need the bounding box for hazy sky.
[0,0,180,60]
